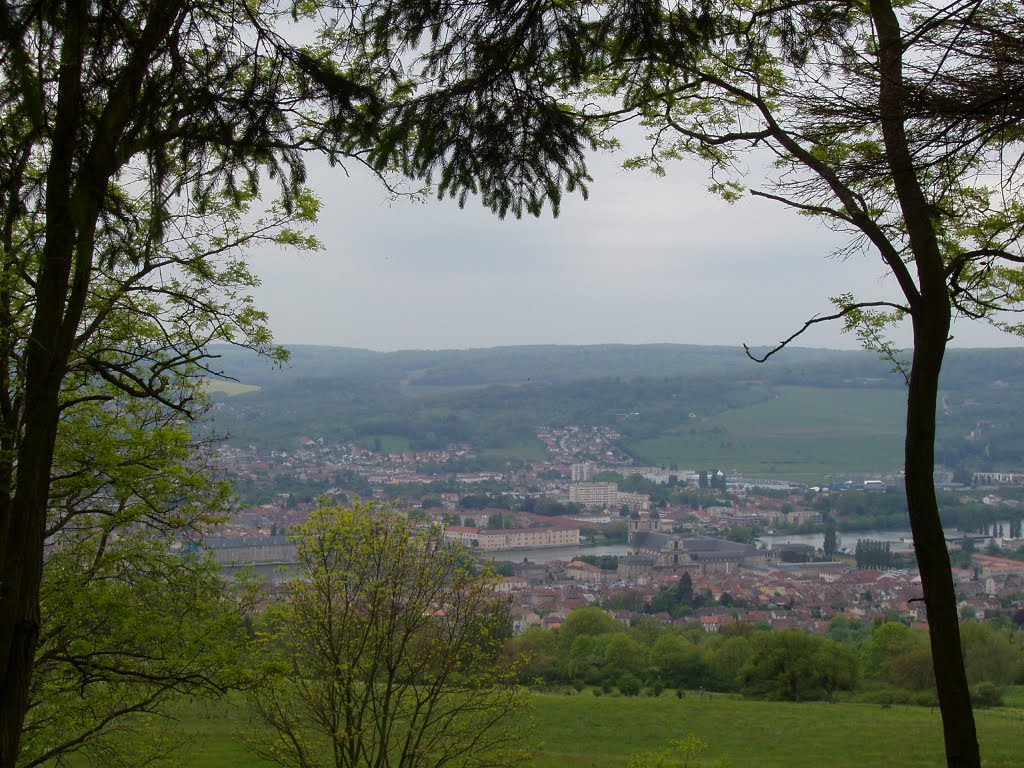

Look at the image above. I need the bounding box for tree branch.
[744,301,908,363]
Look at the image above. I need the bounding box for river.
[758,528,916,554]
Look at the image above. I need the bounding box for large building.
[571,462,596,482]
[444,524,580,551]
[617,491,650,514]
[569,481,618,507]
[570,481,651,513]
[628,532,772,574]
[972,553,1024,579]
[202,535,295,565]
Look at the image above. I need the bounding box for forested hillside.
[207,344,1024,477]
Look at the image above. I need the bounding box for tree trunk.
[869,1,981,763]
[0,464,50,768]
[0,315,66,765]
[0,244,73,768]
[905,312,979,768]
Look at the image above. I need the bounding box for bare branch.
[744,301,909,363]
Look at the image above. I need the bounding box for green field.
[204,380,261,396]
[625,386,907,482]
[529,693,1021,767]
[479,438,550,462]
[376,434,412,453]
[158,691,1021,768]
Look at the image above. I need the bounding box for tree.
[0,0,596,760]
[855,539,896,570]
[560,606,624,646]
[723,526,756,544]
[676,571,695,606]
[823,516,839,560]
[740,629,855,702]
[866,622,928,683]
[960,623,1023,686]
[811,639,859,703]
[603,634,647,681]
[650,634,707,690]
[28,529,253,768]
[706,635,753,692]
[504,627,563,686]
[23,366,259,766]
[581,2,1024,763]
[252,500,531,768]
[566,635,606,686]
[892,648,937,692]
[740,630,817,701]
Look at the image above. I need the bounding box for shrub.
[971,682,1004,708]
[618,672,642,697]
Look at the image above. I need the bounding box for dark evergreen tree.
[823,515,839,560]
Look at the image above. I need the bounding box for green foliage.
[960,623,1024,686]
[15,369,255,768]
[649,573,710,618]
[865,623,928,684]
[507,604,1024,710]
[0,0,625,756]
[823,516,839,560]
[601,590,644,614]
[560,607,625,646]
[705,636,754,693]
[723,526,756,544]
[826,616,872,645]
[506,627,564,685]
[528,497,585,517]
[739,630,856,703]
[628,735,725,768]
[650,635,708,691]
[854,539,896,570]
[890,648,937,693]
[29,536,252,768]
[617,672,643,697]
[604,521,630,543]
[970,682,1005,708]
[251,500,532,768]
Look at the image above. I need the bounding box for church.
[627,526,775,574]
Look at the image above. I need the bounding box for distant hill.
[204,344,1024,480]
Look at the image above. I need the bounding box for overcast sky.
[245,144,1021,354]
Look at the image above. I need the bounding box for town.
[206,425,1024,637]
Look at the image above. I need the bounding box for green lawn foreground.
[163,692,1023,768]
[529,693,1022,767]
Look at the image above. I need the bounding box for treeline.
[214,344,1024,398]
[506,608,1024,705]
[210,372,763,452]
[814,490,1024,534]
[855,540,895,570]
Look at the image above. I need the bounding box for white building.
[571,462,595,482]
[569,481,618,507]
[443,524,580,550]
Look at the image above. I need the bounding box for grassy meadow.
[161,691,1022,768]
[625,386,907,481]
[204,380,261,396]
